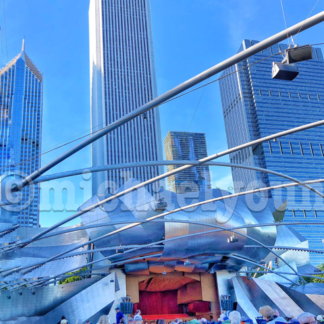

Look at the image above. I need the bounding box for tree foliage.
[250,264,324,285]
[58,267,88,285]
[302,263,324,284]
[248,267,267,278]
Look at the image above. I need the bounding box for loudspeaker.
[272,62,299,81]
[286,46,313,64]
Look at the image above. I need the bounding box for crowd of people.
[58,305,324,324]
[212,306,322,324]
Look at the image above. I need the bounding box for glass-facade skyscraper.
[164,131,211,193]
[89,0,163,194]
[219,39,324,265]
[0,41,43,227]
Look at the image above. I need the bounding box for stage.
[127,273,219,321]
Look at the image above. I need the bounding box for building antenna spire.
[22,38,25,52]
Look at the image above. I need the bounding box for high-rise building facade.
[164,131,211,193]
[0,41,43,227]
[219,39,324,264]
[89,0,163,194]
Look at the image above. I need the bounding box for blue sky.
[1,0,324,227]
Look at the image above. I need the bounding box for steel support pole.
[18,121,324,247]
[34,160,324,198]
[13,11,324,191]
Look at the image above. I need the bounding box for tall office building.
[0,41,43,227]
[89,0,163,194]
[164,131,211,193]
[219,39,324,264]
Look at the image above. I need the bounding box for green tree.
[58,267,88,285]
[250,267,266,278]
[300,263,324,284]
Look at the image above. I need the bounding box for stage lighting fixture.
[155,198,167,211]
[227,235,238,243]
[184,259,191,266]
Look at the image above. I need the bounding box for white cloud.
[221,0,261,48]
[213,173,234,192]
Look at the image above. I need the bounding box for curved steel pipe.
[37,243,324,261]
[28,221,324,242]
[5,219,308,284]
[14,11,324,191]
[6,265,324,291]
[6,254,162,291]
[246,245,324,254]
[23,253,163,290]
[7,230,301,289]
[229,254,296,285]
[17,177,324,249]
[34,160,324,198]
[237,271,324,282]
[17,153,324,249]
[4,221,322,275]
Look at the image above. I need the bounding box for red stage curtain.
[188,302,210,313]
[134,290,182,315]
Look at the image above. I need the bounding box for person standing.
[134,310,143,323]
[116,307,125,324]
[297,313,316,324]
[259,306,287,324]
[229,311,241,324]
[98,315,110,324]
[60,316,68,324]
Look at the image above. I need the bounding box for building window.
[268,141,272,154]
[314,210,318,218]
[279,141,283,154]
[292,209,296,217]
[303,210,307,218]
[300,143,304,155]
[289,142,294,155]
[310,143,314,156]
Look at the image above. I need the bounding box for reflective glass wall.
[0,50,43,227]
[219,39,324,264]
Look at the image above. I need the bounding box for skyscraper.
[0,41,43,227]
[89,0,163,194]
[164,131,211,193]
[219,39,324,264]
